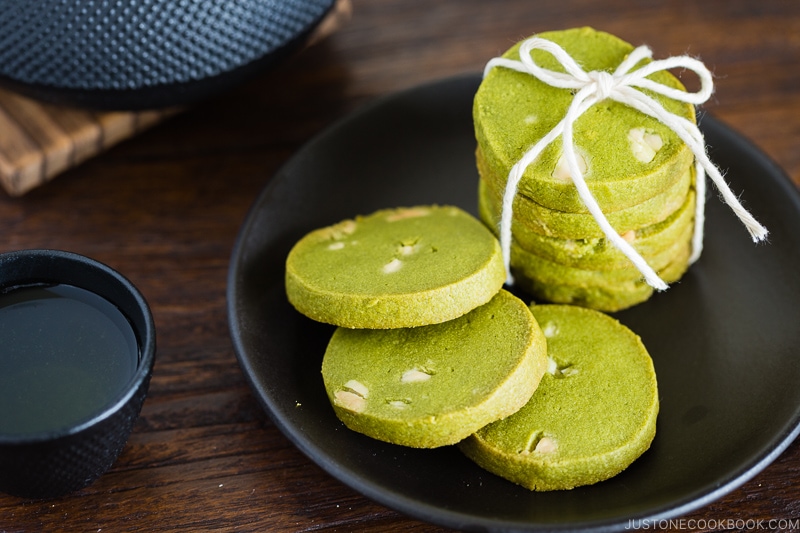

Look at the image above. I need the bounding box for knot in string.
[483,37,768,289]
[588,70,616,101]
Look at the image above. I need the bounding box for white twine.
[484,37,768,289]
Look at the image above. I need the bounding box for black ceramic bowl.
[0,249,156,499]
[0,0,336,110]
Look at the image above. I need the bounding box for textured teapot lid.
[0,0,336,109]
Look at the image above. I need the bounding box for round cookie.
[285,205,506,329]
[514,272,654,314]
[511,250,691,312]
[321,290,548,448]
[474,27,696,213]
[477,154,694,240]
[510,240,692,312]
[480,187,696,271]
[510,222,692,287]
[459,304,659,491]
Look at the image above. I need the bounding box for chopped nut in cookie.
[628,127,663,163]
[620,229,636,243]
[385,207,430,221]
[343,379,369,398]
[553,151,588,181]
[547,357,577,378]
[398,238,420,255]
[542,321,559,338]
[534,436,558,454]
[401,368,432,383]
[334,391,366,413]
[382,258,403,273]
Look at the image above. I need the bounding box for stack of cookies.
[474,27,698,311]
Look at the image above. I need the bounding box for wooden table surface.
[1,1,799,531]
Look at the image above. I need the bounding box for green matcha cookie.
[474,27,696,213]
[477,151,694,240]
[321,290,548,448]
[285,205,506,329]
[511,234,688,289]
[511,242,692,312]
[481,186,696,271]
[460,304,659,490]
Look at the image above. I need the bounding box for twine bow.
[485,37,768,289]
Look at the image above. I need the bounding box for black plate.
[227,74,800,531]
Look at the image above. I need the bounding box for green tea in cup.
[0,283,140,435]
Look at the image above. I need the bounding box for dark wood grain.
[1,1,798,531]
